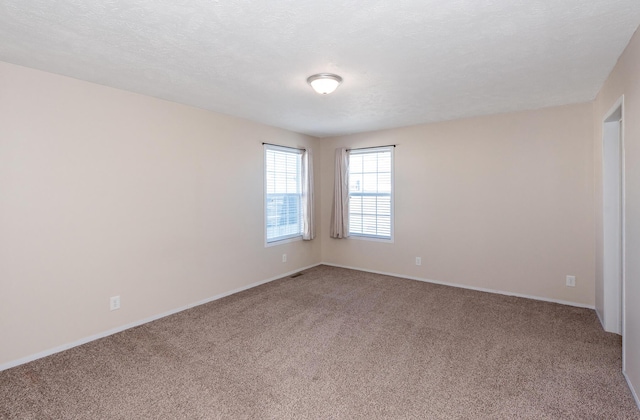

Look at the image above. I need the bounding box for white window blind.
[348,147,393,239]
[265,145,303,243]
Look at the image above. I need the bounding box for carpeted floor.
[1,265,638,419]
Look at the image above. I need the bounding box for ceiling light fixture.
[307,73,343,95]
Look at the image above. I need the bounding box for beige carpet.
[1,265,638,419]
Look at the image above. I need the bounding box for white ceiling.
[1,1,639,137]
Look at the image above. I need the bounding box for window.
[265,145,303,244]
[348,147,393,240]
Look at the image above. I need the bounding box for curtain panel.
[302,148,315,240]
[330,147,349,238]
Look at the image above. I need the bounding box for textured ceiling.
[1,1,639,137]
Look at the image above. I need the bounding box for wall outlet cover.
[110,296,121,311]
[566,275,576,287]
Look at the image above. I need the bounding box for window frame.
[264,144,304,247]
[347,146,395,242]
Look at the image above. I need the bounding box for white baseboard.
[321,262,595,309]
[0,263,322,372]
[624,371,640,410]
[596,307,606,329]
[595,308,605,330]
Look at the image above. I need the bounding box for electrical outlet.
[110,295,121,311]
[415,257,422,266]
[282,254,287,263]
[566,275,576,287]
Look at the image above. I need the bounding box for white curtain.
[330,147,349,238]
[302,148,315,240]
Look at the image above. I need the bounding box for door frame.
[601,95,626,366]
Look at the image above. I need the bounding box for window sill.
[265,235,303,247]
[348,235,394,244]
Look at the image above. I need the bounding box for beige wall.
[0,61,322,366]
[594,27,640,403]
[320,104,596,306]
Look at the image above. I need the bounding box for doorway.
[601,98,624,337]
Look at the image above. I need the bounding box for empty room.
[1,1,640,418]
